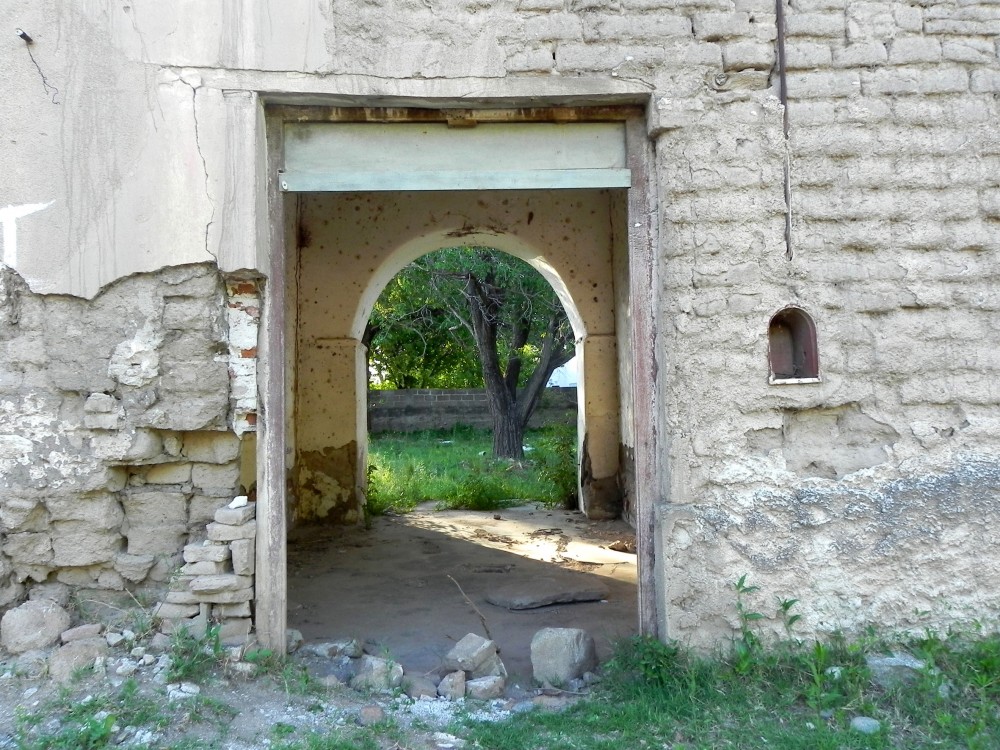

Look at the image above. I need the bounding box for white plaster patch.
[107,321,164,387]
[0,202,53,268]
[0,434,33,461]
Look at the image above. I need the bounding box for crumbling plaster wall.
[0,263,257,614]
[1,0,998,646]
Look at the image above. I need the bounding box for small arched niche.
[768,307,820,384]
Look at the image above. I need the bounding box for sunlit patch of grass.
[367,426,573,514]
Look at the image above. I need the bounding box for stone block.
[350,655,404,693]
[183,542,231,563]
[1,599,71,654]
[122,491,188,526]
[181,560,229,575]
[466,675,505,700]
[214,503,256,526]
[230,538,255,576]
[787,70,860,99]
[971,70,1000,94]
[192,462,240,491]
[84,393,117,413]
[84,412,120,430]
[153,602,200,620]
[189,574,253,594]
[47,494,123,528]
[721,40,773,71]
[470,652,509,680]
[147,553,181,582]
[888,37,941,65]
[212,601,251,618]
[51,524,122,567]
[144,463,193,484]
[404,675,438,699]
[862,67,968,96]
[443,633,497,673]
[49,638,109,683]
[206,520,256,542]
[125,525,186,557]
[693,12,752,41]
[833,42,887,67]
[61,623,103,643]
[165,590,200,605]
[437,670,465,700]
[113,552,156,582]
[189,495,229,526]
[530,628,598,685]
[3,532,53,565]
[785,12,844,37]
[943,39,995,64]
[784,41,832,70]
[92,428,163,462]
[182,431,241,464]
[0,498,49,532]
[217,617,252,645]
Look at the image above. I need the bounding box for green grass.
[166,625,223,683]
[463,622,1000,750]
[13,678,220,750]
[367,425,576,514]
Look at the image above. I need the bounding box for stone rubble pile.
[152,496,256,644]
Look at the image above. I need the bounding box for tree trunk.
[492,406,524,460]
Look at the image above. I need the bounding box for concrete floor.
[287,503,638,684]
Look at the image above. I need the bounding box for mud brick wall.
[367,387,578,433]
[0,264,257,613]
[2,0,999,647]
[653,1,1000,645]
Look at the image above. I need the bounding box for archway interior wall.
[292,189,626,523]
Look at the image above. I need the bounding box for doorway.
[255,106,660,655]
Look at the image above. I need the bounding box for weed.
[730,573,764,675]
[167,625,222,683]
[243,648,325,696]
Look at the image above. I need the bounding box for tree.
[367,247,575,459]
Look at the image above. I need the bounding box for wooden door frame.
[255,103,662,652]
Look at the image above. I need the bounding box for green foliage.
[167,625,222,683]
[731,573,764,675]
[368,246,572,392]
[14,680,171,750]
[605,635,683,690]
[466,609,1000,750]
[272,729,380,750]
[534,423,578,508]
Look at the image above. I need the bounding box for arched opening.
[282,188,638,681]
[364,245,581,514]
[768,307,820,383]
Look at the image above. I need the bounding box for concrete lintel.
[205,71,653,109]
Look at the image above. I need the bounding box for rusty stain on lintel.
[268,105,646,125]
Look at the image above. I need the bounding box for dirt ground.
[0,503,637,749]
[288,502,639,683]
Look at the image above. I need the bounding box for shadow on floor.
[287,504,638,684]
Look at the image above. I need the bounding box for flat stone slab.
[485,577,609,610]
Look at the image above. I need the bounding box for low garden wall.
[368,387,577,433]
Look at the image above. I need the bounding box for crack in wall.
[181,76,218,263]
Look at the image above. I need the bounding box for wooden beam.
[256,113,288,654]
[279,168,632,192]
[626,116,662,640]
